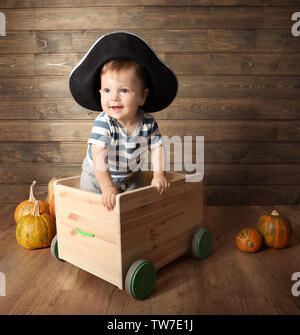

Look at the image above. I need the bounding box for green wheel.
[192,227,213,259]
[125,259,156,300]
[50,235,65,262]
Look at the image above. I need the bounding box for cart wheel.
[192,227,213,259]
[50,235,65,262]
[125,259,156,300]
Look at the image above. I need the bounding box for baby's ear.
[141,88,149,105]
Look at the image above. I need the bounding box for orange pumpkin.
[235,228,263,253]
[256,210,292,248]
[16,200,56,250]
[49,193,56,218]
[45,177,61,218]
[14,180,49,224]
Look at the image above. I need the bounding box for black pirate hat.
[69,31,178,112]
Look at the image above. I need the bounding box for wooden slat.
[178,75,300,99]
[1,75,300,99]
[2,53,300,77]
[2,9,34,30]
[0,54,81,77]
[1,120,299,142]
[2,142,300,164]
[0,164,81,183]
[0,183,48,203]
[204,164,300,185]
[205,185,300,205]
[0,99,90,120]
[0,142,87,163]
[159,98,300,120]
[1,98,300,120]
[0,120,92,141]
[1,7,298,31]
[205,142,300,163]
[1,30,300,54]
[0,54,34,76]
[2,0,300,8]
[0,31,37,53]
[2,163,300,185]
[164,53,300,75]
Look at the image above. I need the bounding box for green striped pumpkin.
[256,210,292,249]
[16,200,56,250]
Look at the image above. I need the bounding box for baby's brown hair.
[100,59,149,90]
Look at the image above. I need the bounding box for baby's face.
[100,67,148,124]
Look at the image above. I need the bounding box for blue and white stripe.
[86,110,163,181]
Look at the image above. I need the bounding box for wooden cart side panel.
[54,184,115,222]
[117,177,188,213]
[118,179,203,282]
[114,198,123,290]
[54,183,123,289]
[55,175,81,188]
[57,224,121,287]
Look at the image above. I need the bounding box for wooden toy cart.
[50,171,212,300]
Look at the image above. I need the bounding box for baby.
[81,59,169,210]
[69,32,178,211]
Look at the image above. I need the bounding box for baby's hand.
[151,173,170,195]
[101,185,119,211]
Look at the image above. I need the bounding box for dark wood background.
[1,0,300,205]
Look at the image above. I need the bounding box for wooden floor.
[0,204,300,315]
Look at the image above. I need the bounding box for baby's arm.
[150,144,170,195]
[92,144,119,211]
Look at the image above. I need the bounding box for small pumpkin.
[235,228,263,253]
[16,200,56,250]
[45,177,60,218]
[256,210,292,249]
[14,180,49,224]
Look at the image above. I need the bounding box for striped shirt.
[85,109,163,181]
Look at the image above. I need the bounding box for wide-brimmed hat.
[69,31,178,112]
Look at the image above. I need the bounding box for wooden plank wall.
[0,0,300,205]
